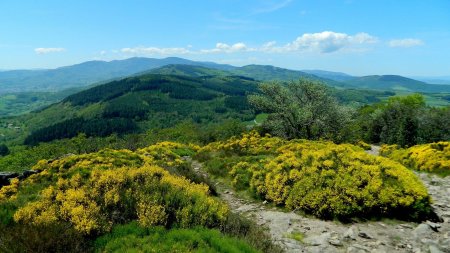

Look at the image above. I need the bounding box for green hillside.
[0,57,234,93]
[345,75,450,93]
[17,74,258,145]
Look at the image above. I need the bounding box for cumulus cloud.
[389,38,424,48]
[121,46,191,55]
[280,31,377,53]
[200,42,252,53]
[118,31,377,57]
[34,47,66,54]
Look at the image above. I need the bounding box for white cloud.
[389,38,424,48]
[121,46,191,55]
[118,31,377,57]
[282,31,377,53]
[200,42,253,53]
[34,47,65,54]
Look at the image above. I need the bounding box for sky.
[1,0,449,76]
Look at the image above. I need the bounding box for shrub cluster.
[380,141,450,176]
[1,143,227,236]
[199,132,434,220]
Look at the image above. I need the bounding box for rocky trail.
[189,146,450,253]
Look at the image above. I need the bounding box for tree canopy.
[248,79,353,142]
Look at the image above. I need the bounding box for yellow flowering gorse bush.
[201,131,433,220]
[380,141,450,175]
[2,142,227,235]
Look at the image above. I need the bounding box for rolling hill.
[18,73,259,145]
[344,75,450,93]
[301,69,355,82]
[0,57,234,93]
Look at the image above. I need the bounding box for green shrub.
[94,222,260,253]
[0,222,89,253]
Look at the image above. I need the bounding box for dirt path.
[365,145,381,156]
[190,158,450,253]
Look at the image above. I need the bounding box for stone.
[350,243,371,252]
[18,169,38,180]
[413,223,433,238]
[429,245,444,253]
[304,232,331,246]
[0,172,19,187]
[262,200,268,204]
[344,226,357,240]
[426,221,441,232]
[399,223,414,229]
[329,237,343,246]
[358,232,373,239]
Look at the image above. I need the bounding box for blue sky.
[1,0,449,76]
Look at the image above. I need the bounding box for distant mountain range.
[0,57,233,93]
[1,57,449,94]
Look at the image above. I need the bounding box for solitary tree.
[248,79,353,142]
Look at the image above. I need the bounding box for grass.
[94,222,260,253]
[285,231,305,243]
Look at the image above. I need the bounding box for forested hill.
[344,75,450,93]
[20,74,259,145]
[149,64,346,88]
[0,57,234,93]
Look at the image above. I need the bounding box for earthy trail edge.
[188,148,450,253]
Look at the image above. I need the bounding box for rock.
[429,245,443,253]
[370,249,387,253]
[413,223,434,238]
[399,223,414,229]
[426,221,441,232]
[18,169,38,180]
[304,232,331,246]
[329,237,343,246]
[0,172,19,187]
[344,226,357,240]
[358,232,373,239]
[262,200,268,205]
[347,244,371,252]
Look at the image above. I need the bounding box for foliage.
[356,94,449,147]
[380,142,450,176]
[24,117,137,146]
[1,143,227,235]
[248,79,354,142]
[0,89,80,117]
[355,140,372,150]
[0,143,9,156]
[0,222,90,253]
[94,222,259,253]
[417,106,450,143]
[198,132,434,220]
